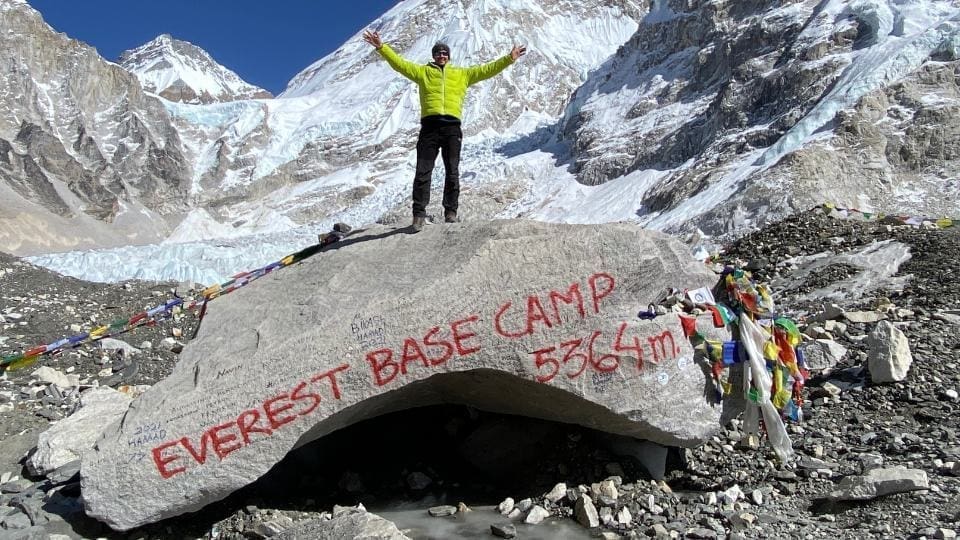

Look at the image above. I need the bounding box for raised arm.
[362,30,383,49]
[363,30,425,83]
[465,44,527,85]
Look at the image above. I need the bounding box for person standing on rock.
[362,30,526,232]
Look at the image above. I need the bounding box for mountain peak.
[148,33,175,48]
[119,34,272,103]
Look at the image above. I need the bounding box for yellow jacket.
[377,44,514,120]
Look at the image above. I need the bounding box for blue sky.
[29,0,400,95]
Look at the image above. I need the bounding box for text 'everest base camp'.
[0,0,959,538]
[81,222,723,530]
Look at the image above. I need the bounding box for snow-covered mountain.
[154,0,646,244]
[549,0,960,237]
[4,0,960,285]
[119,34,272,104]
[0,0,190,256]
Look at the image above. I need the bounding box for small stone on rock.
[575,496,599,528]
[427,505,457,517]
[524,505,550,525]
[544,482,567,503]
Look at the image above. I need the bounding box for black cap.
[432,42,450,56]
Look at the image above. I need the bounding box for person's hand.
[363,30,383,49]
[511,44,527,61]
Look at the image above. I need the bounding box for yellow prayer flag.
[764,341,780,361]
[89,325,109,338]
[3,355,39,372]
[201,284,221,298]
[772,389,791,409]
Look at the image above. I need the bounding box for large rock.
[28,387,132,476]
[867,321,913,383]
[827,466,929,501]
[31,366,73,389]
[275,506,409,540]
[798,339,848,372]
[575,495,600,528]
[81,221,723,530]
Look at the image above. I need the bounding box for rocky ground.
[1,209,960,539]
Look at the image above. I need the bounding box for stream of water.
[374,504,592,539]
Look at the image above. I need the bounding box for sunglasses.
[433,51,449,57]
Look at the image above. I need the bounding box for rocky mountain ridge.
[0,0,191,255]
[553,0,960,239]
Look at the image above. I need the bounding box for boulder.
[934,310,960,325]
[427,505,457,517]
[31,366,72,389]
[576,495,600,528]
[844,311,887,324]
[28,387,131,476]
[524,505,550,524]
[275,507,409,539]
[810,303,845,323]
[81,221,723,530]
[798,339,848,371]
[867,321,913,383]
[827,466,929,501]
[98,338,141,356]
[544,482,567,503]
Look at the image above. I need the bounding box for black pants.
[412,123,462,217]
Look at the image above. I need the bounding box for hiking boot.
[411,216,426,232]
[444,210,458,223]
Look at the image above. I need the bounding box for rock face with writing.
[80,220,723,530]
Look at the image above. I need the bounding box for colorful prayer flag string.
[822,202,954,229]
[0,224,353,372]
